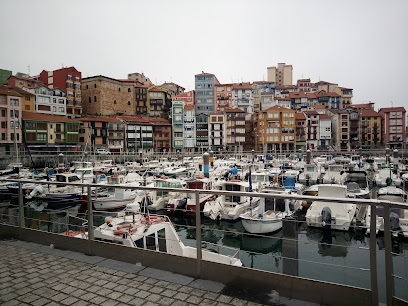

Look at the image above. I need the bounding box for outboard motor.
[390,212,400,232]
[321,207,332,230]
[26,185,44,199]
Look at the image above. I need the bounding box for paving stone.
[13,286,33,296]
[173,292,189,301]
[86,285,101,293]
[139,268,193,285]
[81,292,98,301]
[61,296,80,305]
[106,291,123,300]
[157,296,175,305]
[90,295,109,305]
[161,289,177,298]
[52,283,69,291]
[170,301,189,306]
[135,290,149,299]
[217,294,233,304]
[29,282,46,289]
[70,288,87,298]
[70,301,91,306]
[100,300,119,306]
[113,284,128,292]
[0,300,21,306]
[121,287,138,295]
[0,292,18,302]
[200,299,217,305]
[202,291,220,300]
[138,283,153,291]
[102,282,118,290]
[32,287,59,298]
[190,288,207,297]
[61,286,78,295]
[127,297,145,305]
[189,279,224,293]
[98,288,114,297]
[116,294,134,303]
[177,286,194,294]
[185,295,204,304]
[149,286,165,294]
[31,297,52,306]
[94,279,109,286]
[146,293,161,303]
[230,298,248,306]
[50,292,69,302]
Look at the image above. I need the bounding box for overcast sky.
[1,0,407,110]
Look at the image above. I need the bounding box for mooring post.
[195,190,202,278]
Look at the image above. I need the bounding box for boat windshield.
[345,174,367,188]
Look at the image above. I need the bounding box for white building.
[184,104,196,151]
[31,86,67,117]
[209,113,226,151]
[318,114,332,149]
[232,83,254,114]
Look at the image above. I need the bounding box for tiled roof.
[359,109,381,117]
[289,92,309,98]
[351,103,373,108]
[232,82,252,89]
[23,112,79,123]
[311,105,326,109]
[274,96,290,100]
[77,116,120,123]
[195,72,215,76]
[303,110,319,115]
[264,105,292,111]
[379,107,406,113]
[224,107,245,113]
[184,105,194,110]
[275,85,298,89]
[295,113,306,120]
[319,114,331,120]
[0,85,23,97]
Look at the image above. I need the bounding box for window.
[128,88,131,92]
[86,85,88,89]
[89,97,91,103]
[1,122,6,128]
[37,133,47,141]
[114,100,117,104]
[94,84,97,88]
[10,99,19,106]
[118,87,121,92]
[94,96,97,102]
[67,75,72,81]
[25,96,30,101]
[128,101,131,105]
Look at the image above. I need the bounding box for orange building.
[214,84,233,112]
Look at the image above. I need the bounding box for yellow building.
[255,105,296,152]
[358,109,382,149]
[333,87,353,108]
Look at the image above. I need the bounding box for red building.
[39,67,82,118]
[173,90,195,107]
[378,107,406,149]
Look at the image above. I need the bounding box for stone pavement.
[0,240,274,306]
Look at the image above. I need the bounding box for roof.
[289,91,309,98]
[351,103,373,109]
[263,105,292,112]
[9,86,35,96]
[82,75,142,84]
[76,116,120,123]
[359,109,381,117]
[275,85,298,89]
[297,78,311,82]
[378,107,406,113]
[184,105,194,111]
[224,107,245,113]
[232,82,252,90]
[328,109,347,114]
[274,96,290,100]
[337,87,353,91]
[316,91,340,97]
[319,114,331,120]
[0,85,23,97]
[23,112,79,123]
[312,105,326,109]
[195,72,215,76]
[303,110,319,115]
[295,113,306,120]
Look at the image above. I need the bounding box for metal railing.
[1,178,407,304]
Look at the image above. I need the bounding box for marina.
[1,150,408,305]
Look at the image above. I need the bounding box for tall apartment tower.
[267,63,293,86]
[39,67,82,118]
[194,72,220,115]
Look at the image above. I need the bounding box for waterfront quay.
[0,239,297,306]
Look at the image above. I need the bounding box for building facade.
[195,72,219,115]
[333,87,353,109]
[195,113,209,151]
[32,86,67,117]
[117,116,153,154]
[173,90,195,107]
[215,84,232,113]
[329,109,350,151]
[183,105,195,151]
[295,112,306,150]
[39,67,82,118]
[378,107,406,149]
[232,82,254,114]
[225,108,246,152]
[171,100,184,151]
[0,86,22,154]
[209,113,225,151]
[267,63,293,86]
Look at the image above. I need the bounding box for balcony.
[55,139,65,144]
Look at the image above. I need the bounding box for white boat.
[73,211,242,266]
[341,170,370,199]
[203,180,260,221]
[323,164,344,184]
[240,188,301,234]
[92,175,140,211]
[306,184,356,231]
[147,177,186,211]
[298,164,321,185]
[375,167,402,187]
[366,186,408,237]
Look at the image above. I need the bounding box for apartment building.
[173,90,195,107]
[209,113,225,151]
[170,100,184,151]
[252,81,275,113]
[195,72,220,115]
[183,105,195,151]
[333,87,353,108]
[149,86,167,117]
[359,109,381,149]
[255,105,295,152]
[117,116,153,154]
[32,86,67,117]
[1,84,35,113]
[225,108,246,152]
[161,82,185,97]
[39,67,82,118]
[23,112,80,149]
[316,91,341,109]
[215,84,232,112]
[379,107,406,149]
[77,116,124,154]
[149,117,171,152]
[329,109,350,151]
[297,79,311,92]
[0,86,22,153]
[232,82,254,114]
[267,63,293,86]
[318,114,331,149]
[128,72,152,85]
[295,112,307,150]
[303,111,320,150]
[135,83,149,115]
[195,113,209,150]
[7,74,44,90]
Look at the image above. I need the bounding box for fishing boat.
[322,164,344,184]
[298,164,321,185]
[341,170,370,199]
[306,184,356,231]
[72,211,242,266]
[147,177,186,211]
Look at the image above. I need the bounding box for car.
[95,148,111,155]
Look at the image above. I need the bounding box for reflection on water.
[1,199,407,303]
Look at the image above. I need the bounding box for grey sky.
[1,0,407,110]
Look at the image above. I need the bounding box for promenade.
[0,240,314,306]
